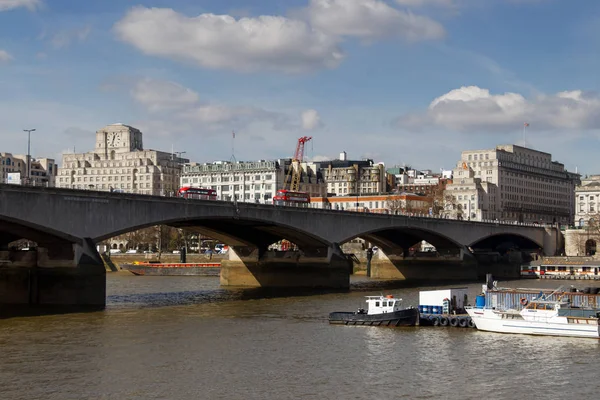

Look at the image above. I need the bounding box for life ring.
[520,298,528,306]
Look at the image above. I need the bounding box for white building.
[0,152,56,186]
[575,175,600,227]
[446,144,579,223]
[57,124,187,195]
[180,159,326,203]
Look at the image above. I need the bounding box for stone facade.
[564,229,599,257]
[319,152,386,196]
[574,175,600,227]
[57,124,188,196]
[446,144,579,223]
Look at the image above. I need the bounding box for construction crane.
[285,136,312,192]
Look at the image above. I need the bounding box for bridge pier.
[370,247,478,281]
[0,238,105,317]
[220,244,351,289]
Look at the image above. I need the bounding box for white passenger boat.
[466,294,600,338]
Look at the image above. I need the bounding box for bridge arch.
[94,216,333,254]
[339,226,464,255]
[0,214,82,246]
[468,233,543,252]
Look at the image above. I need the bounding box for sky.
[1,0,600,174]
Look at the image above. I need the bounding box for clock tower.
[95,123,144,156]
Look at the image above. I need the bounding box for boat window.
[375,301,380,307]
[382,301,387,307]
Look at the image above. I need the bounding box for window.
[255,175,261,180]
[265,174,272,180]
[222,185,229,192]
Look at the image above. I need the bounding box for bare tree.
[386,196,404,214]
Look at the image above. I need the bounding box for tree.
[386,195,404,214]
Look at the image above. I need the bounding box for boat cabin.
[361,295,404,315]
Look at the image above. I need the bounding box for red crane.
[285,136,312,192]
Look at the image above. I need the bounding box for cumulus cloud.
[0,49,13,63]
[130,79,200,112]
[395,0,454,7]
[0,0,41,11]
[301,109,323,130]
[397,85,600,132]
[51,25,92,49]
[113,6,344,73]
[307,0,445,41]
[129,77,292,131]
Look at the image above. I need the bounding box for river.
[1,274,599,400]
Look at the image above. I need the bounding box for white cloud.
[301,109,322,130]
[398,85,600,132]
[307,0,445,41]
[51,25,92,49]
[128,77,293,131]
[0,49,13,63]
[0,0,41,11]
[114,6,344,73]
[395,0,454,7]
[130,78,200,112]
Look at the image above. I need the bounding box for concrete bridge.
[0,184,561,312]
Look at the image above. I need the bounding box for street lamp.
[23,128,36,184]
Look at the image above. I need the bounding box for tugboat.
[329,295,419,326]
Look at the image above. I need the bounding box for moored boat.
[466,291,600,338]
[121,262,220,276]
[329,295,419,327]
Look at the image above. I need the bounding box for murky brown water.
[1,275,599,400]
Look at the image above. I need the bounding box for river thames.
[1,275,599,400]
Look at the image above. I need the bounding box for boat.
[328,295,419,326]
[121,262,220,276]
[466,291,600,338]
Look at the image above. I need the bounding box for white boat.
[466,294,600,338]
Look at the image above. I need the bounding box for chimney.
[339,151,347,161]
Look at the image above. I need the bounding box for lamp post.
[23,128,36,185]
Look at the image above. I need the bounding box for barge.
[121,262,220,276]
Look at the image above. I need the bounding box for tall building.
[319,152,386,196]
[445,144,579,223]
[180,159,326,203]
[57,123,188,195]
[0,152,56,186]
[574,175,600,227]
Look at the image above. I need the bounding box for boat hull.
[328,308,419,327]
[121,264,220,276]
[466,308,600,338]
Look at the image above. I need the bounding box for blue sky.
[1,0,600,174]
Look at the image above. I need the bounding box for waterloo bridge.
[0,184,561,312]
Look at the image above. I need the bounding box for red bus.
[177,187,217,200]
[273,190,310,207]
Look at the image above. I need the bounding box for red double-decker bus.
[273,190,310,207]
[177,187,217,200]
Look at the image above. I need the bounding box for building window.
[222,185,229,192]
[255,175,261,180]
